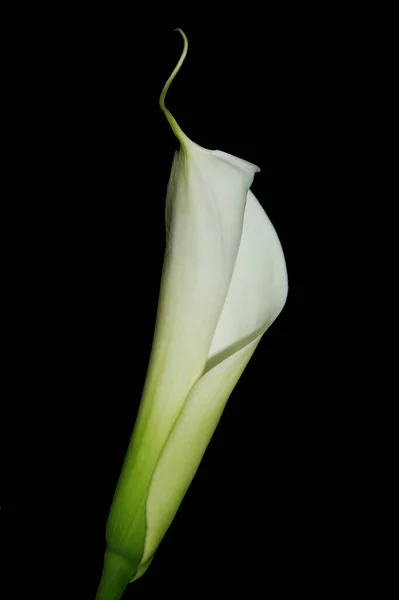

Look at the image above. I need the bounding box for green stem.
[95,549,135,600]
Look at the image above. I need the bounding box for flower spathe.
[96,29,288,600]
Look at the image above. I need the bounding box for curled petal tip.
[159,29,189,145]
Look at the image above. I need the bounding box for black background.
[1,9,349,599]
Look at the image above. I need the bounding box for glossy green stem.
[96,549,134,600]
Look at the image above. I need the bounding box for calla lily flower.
[96,29,288,600]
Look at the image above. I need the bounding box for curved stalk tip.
[159,29,191,146]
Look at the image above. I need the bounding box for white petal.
[130,144,259,476]
[106,143,259,572]
[206,189,288,367]
[141,189,288,565]
[142,338,260,563]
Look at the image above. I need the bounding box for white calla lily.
[96,29,288,600]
